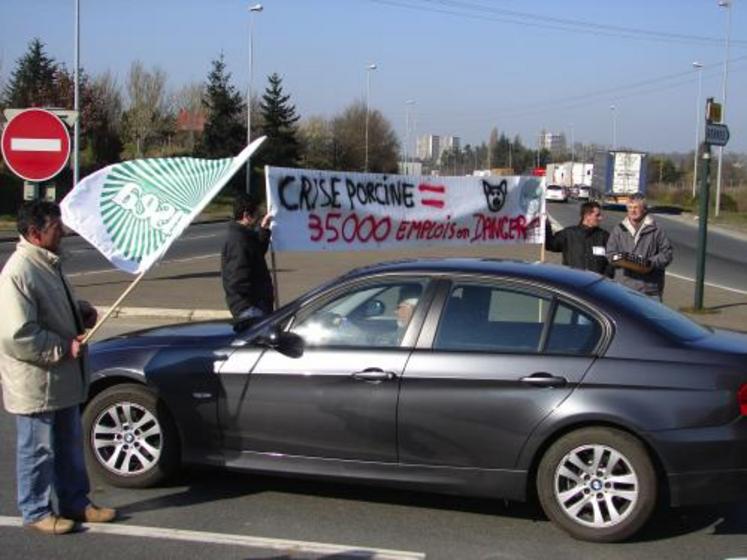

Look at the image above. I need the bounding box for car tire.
[82,383,180,488]
[537,427,657,543]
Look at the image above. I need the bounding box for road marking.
[10,138,62,152]
[665,271,747,296]
[0,516,424,559]
[66,253,220,277]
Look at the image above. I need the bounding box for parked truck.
[546,162,594,197]
[591,151,647,203]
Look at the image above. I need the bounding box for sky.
[1,0,746,155]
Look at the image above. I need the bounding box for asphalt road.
[2,318,747,559]
[0,221,228,278]
[546,200,747,294]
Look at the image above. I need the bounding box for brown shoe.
[27,515,75,535]
[67,504,117,523]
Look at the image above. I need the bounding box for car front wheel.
[537,427,657,542]
[82,383,180,488]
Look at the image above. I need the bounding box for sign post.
[693,97,729,311]
[1,108,72,192]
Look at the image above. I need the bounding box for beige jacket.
[0,237,88,414]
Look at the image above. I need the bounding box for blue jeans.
[16,406,90,523]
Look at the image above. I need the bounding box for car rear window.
[590,280,710,341]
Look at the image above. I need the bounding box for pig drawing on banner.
[265,166,545,252]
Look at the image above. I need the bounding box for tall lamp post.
[73,0,80,188]
[364,63,377,172]
[715,0,732,217]
[569,123,575,163]
[246,3,263,195]
[692,61,704,197]
[610,105,617,150]
[404,99,415,173]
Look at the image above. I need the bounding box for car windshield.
[590,280,710,341]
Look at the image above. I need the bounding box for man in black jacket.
[221,194,274,328]
[545,201,612,277]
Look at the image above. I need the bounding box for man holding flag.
[0,201,116,535]
[221,194,274,330]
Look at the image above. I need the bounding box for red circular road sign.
[1,108,71,182]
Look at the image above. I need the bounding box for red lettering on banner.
[308,212,392,244]
[470,213,538,243]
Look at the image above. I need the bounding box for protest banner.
[61,137,266,340]
[265,167,545,252]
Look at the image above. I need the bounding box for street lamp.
[73,0,80,187]
[364,63,377,172]
[692,61,704,197]
[246,3,263,194]
[610,105,617,150]
[569,123,575,163]
[404,99,415,173]
[715,0,732,217]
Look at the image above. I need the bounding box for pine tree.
[198,54,245,158]
[258,73,300,167]
[2,38,60,107]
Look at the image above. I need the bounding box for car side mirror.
[258,328,304,359]
[362,299,385,318]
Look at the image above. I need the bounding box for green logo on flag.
[100,156,232,263]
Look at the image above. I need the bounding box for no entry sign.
[1,108,71,182]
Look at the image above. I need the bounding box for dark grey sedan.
[83,259,747,542]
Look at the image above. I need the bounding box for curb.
[98,306,231,322]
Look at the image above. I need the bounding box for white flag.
[61,137,265,274]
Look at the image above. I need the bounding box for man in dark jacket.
[545,201,612,276]
[221,194,274,327]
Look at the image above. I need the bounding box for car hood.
[91,320,238,353]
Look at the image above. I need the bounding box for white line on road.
[10,138,62,152]
[0,516,425,559]
[666,271,747,296]
[66,253,221,277]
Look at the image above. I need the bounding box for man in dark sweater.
[545,201,613,277]
[221,194,274,328]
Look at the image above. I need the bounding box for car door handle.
[351,368,397,382]
[520,372,568,388]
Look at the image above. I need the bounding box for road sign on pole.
[1,108,72,182]
[704,123,730,147]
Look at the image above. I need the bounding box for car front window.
[291,280,428,348]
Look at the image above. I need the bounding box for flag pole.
[82,269,147,344]
[264,165,280,310]
[269,244,280,310]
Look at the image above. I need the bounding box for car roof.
[343,258,603,293]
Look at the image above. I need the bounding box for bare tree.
[173,82,205,152]
[123,61,168,156]
[299,116,334,170]
[331,100,399,173]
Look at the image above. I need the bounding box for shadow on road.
[116,466,543,522]
[111,467,747,542]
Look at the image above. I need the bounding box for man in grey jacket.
[606,195,674,300]
[0,201,116,535]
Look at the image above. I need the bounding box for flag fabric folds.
[61,137,265,274]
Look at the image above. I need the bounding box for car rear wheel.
[537,427,657,542]
[82,384,180,488]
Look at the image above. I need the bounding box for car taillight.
[739,384,747,416]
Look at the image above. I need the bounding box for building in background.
[540,131,567,156]
[416,134,461,163]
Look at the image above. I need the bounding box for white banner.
[61,137,265,274]
[266,167,545,252]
